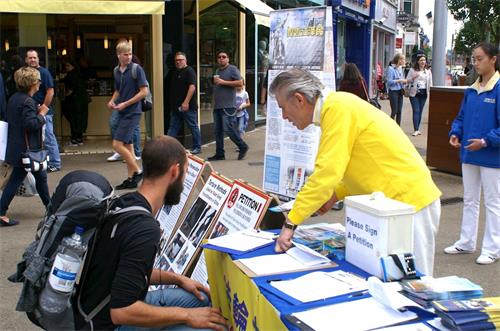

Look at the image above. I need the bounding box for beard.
[163,174,184,206]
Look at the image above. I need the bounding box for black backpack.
[8,170,150,330]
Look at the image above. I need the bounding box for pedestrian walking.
[25,49,61,172]
[107,40,147,190]
[166,52,202,154]
[0,67,50,226]
[406,55,432,136]
[207,51,249,161]
[235,80,250,138]
[386,53,407,126]
[444,42,500,265]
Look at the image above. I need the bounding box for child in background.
[235,81,250,138]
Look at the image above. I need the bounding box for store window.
[403,0,413,14]
[1,13,152,143]
[199,1,240,125]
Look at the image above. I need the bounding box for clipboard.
[233,258,337,278]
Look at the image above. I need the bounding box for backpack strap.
[131,63,138,80]
[77,205,151,328]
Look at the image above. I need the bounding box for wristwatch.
[283,222,297,231]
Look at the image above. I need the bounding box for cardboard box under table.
[205,240,373,331]
[345,192,416,278]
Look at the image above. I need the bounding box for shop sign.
[404,31,417,46]
[374,0,397,30]
[395,37,403,49]
[342,0,371,17]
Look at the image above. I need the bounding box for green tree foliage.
[447,0,500,55]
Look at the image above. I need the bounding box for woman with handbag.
[0,67,50,226]
[386,53,407,126]
[406,55,432,136]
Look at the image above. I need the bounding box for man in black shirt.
[78,136,226,330]
[166,52,202,155]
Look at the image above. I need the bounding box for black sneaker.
[237,147,249,160]
[47,165,61,173]
[207,154,225,161]
[132,171,143,184]
[115,177,137,190]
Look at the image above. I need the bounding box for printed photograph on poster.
[165,233,187,261]
[171,243,196,274]
[269,7,326,70]
[209,182,270,239]
[180,199,209,237]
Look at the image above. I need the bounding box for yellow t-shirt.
[288,92,441,224]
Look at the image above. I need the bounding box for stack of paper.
[289,296,418,331]
[432,297,500,331]
[270,270,367,303]
[235,242,335,277]
[401,276,483,307]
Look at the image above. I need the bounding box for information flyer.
[263,7,334,200]
[155,173,232,283]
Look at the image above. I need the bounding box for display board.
[155,155,212,265]
[263,6,335,201]
[154,173,232,288]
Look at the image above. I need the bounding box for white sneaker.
[412,131,419,136]
[107,152,121,162]
[444,245,475,254]
[417,131,422,136]
[476,254,497,265]
[135,156,141,161]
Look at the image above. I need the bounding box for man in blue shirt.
[107,40,148,190]
[26,50,61,172]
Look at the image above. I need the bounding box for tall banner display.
[263,7,335,200]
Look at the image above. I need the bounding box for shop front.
[0,0,165,148]
[331,0,372,89]
[162,0,272,145]
[370,0,397,96]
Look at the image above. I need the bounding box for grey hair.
[269,68,324,103]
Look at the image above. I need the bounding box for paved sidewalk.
[1,97,498,331]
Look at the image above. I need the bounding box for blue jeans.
[388,90,404,126]
[116,288,212,331]
[109,111,141,156]
[44,114,61,168]
[409,93,428,131]
[167,109,202,150]
[213,108,248,156]
[0,167,50,215]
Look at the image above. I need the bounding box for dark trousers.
[213,108,248,156]
[0,166,50,215]
[167,109,202,150]
[409,93,428,131]
[389,89,404,126]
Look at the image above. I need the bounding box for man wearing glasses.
[208,51,249,161]
[166,52,202,154]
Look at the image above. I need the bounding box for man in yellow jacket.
[270,68,441,276]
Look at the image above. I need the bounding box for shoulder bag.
[361,79,382,109]
[21,128,48,173]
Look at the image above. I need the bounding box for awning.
[232,0,273,27]
[0,0,165,15]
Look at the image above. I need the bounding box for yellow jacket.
[288,92,441,224]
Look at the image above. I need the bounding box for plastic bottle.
[38,226,87,316]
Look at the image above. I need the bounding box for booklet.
[203,229,277,255]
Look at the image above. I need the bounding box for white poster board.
[156,173,232,287]
[263,7,335,200]
[155,156,205,247]
[208,180,271,239]
[0,121,8,161]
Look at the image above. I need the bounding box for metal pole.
[431,0,448,86]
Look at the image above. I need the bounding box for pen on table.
[348,290,369,298]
